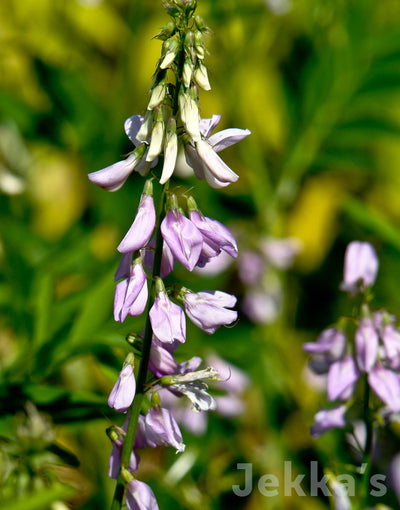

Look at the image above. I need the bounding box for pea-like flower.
[310,405,347,438]
[327,355,360,401]
[114,257,148,323]
[144,406,185,453]
[368,364,400,413]
[355,318,379,373]
[149,278,186,344]
[126,479,159,510]
[340,241,379,296]
[118,184,156,254]
[108,356,136,413]
[161,205,203,271]
[183,289,237,334]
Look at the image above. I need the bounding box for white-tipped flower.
[146,108,165,162]
[160,118,178,184]
[160,38,180,69]
[194,61,211,91]
[148,77,167,110]
[182,56,193,88]
[135,110,153,142]
[179,87,201,142]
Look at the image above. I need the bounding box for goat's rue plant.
[88,1,250,508]
[304,241,400,508]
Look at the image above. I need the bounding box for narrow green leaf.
[1,485,75,510]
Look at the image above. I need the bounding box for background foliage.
[2,0,400,508]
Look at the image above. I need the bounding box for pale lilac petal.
[184,290,237,334]
[327,356,360,401]
[207,354,250,393]
[149,342,178,378]
[108,364,136,412]
[144,407,185,452]
[126,480,159,510]
[190,210,238,259]
[214,394,245,417]
[114,261,148,322]
[259,236,302,269]
[199,115,221,138]
[109,443,139,479]
[142,237,175,278]
[303,328,347,364]
[242,289,281,324]
[195,139,239,188]
[114,279,130,322]
[355,319,379,372]
[161,209,203,271]
[194,251,233,276]
[124,115,143,146]
[118,194,156,253]
[310,405,347,438]
[208,128,251,153]
[184,143,205,180]
[238,252,264,286]
[128,281,148,317]
[340,241,379,295]
[114,252,132,282]
[368,365,400,412]
[382,325,400,369]
[149,289,186,344]
[88,153,140,192]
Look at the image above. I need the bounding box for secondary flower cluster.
[304,241,400,438]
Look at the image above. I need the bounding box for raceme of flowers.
[87,2,250,509]
[303,241,400,438]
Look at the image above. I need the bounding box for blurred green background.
[2,0,400,508]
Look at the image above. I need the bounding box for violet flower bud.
[355,318,379,373]
[368,364,400,412]
[114,258,148,323]
[183,289,237,334]
[108,362,136,413]
[160,205,203,271]
[310,405,347,438]
[126,479,159,510]
[149,278,186,344]
[144,406,185,452]
[340,241,379,296]
[118,185,156,254]
[303,328,347,365]
[327,355,360,401]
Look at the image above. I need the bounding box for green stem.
[110,181,169,510]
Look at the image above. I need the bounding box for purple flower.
[368,364,400,412]
[161,206,203,271]
[149,279,186,344]
[355,318,379,372]
[310,405,347,438]
[142,236,175,278]
[118,192,156,254]
[259,236,302,270]
[303,328,347,365]
[88,115,146,191]
[144,407,185,452]
[184,115,250,189]
[242,289,281,325]
[126,479,159,510]
[149,341,178,378]
[327,355,360,401]
[108,421,140,479]
[189,209,238,260]
[382,324,400,370]
[114,258,148,322]
[340,241,379,295]
[183,290,237,334]
[108,364,136,412]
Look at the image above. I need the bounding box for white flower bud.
[148,78,166,110]
[194,31,205,59]
[182,57,193,88]
[146,108,165,162]
[160,117,178,184]
[160,38,180,69]
[194,61,211,91]
[179,87,201,142]
[136,110,153,142]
